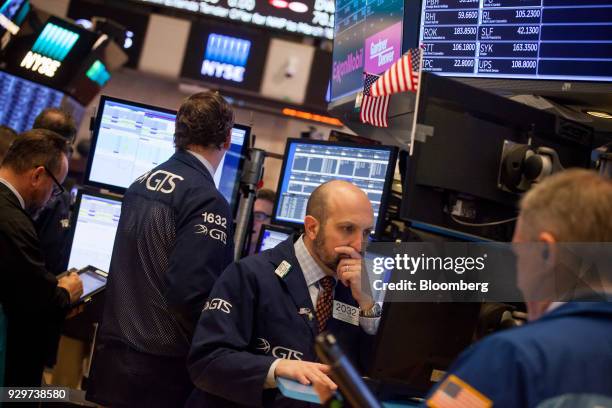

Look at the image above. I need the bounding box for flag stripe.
[371,48,422,96]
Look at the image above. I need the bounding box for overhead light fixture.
[288,2,309,13]
[270,0,289,8]
[282,108,343,126]
[585,110,612,119]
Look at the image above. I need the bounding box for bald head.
[33,108,76,142]
[306,180,372,225]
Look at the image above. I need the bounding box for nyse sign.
[200,33,251,83]
[201,60,245,82]
[20,51,61,77]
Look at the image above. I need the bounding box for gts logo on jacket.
[136,170,184,194]
[255,338,303,360]
[203,298,232,314]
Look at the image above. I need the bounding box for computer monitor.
[255,224,293,253]
[368,300,481,398]
[401,72,593,242]
[84,95,250,211]
[417,1,612,85]
[272,139,398,239]
[66,190,122,273]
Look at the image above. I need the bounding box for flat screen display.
[181,21,270,92]
[419,0,612,82]
[129,0,334,40]
[67,192,122,273]
[256,225,292,253]
[0,70,84,132]
[273,139,397,238]
[330,0,404,101]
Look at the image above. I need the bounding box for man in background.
[0,130,83,386]
[249,188,276,254]
[31,108,78,275]
[0,125,17,162]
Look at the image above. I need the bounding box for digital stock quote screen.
[419,0,612,82]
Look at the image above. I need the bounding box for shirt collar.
[294,235,331,287]
[546,301,567,313]
[187,150,216,179]
[0,177,25,210]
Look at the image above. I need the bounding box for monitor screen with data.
[84,95,250,210]
[66,191,122,273]
[256,225,293,253]
[273,139,397,238]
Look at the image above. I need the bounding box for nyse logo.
[272,346,303,360]
[201,60,245,82]
[140,170,184,194]
[20,51,61,77]
[20,22,79,78]
[203,298,232,314]
[201,33,251,83]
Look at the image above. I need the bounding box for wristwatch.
[359,302,382,318]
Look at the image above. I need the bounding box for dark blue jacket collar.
[266,235,318,337]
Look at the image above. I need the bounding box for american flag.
[360,73,390,128]
[371,47,423,97]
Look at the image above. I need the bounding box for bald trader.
[187,180,381,407]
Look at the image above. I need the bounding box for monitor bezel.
[272,138,398,239]
[84,95,177,195]
[65,188,123,273]
[224,122,251,215]
[255,224,295,254]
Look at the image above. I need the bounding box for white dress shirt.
[187,150,216,179]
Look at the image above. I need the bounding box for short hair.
[174,92,234,150]
[1,129,70,175]
[256,188,276,203]
[519,169,612,242]
[0,125,18,162]
[33,108,77,141]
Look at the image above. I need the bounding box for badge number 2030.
[202,212,227,229]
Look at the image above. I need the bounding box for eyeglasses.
[253,211,271,222]
[41,166,65,197]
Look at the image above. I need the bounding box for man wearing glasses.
[249,188,276,255]
[0,129,83,386]
[31,108,78,276]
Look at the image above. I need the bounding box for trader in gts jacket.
[87,92,236,408]
[187,180,381,407]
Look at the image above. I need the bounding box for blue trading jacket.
[426,301,612,408]
[187,237,375,407]
[97,149,235,357]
